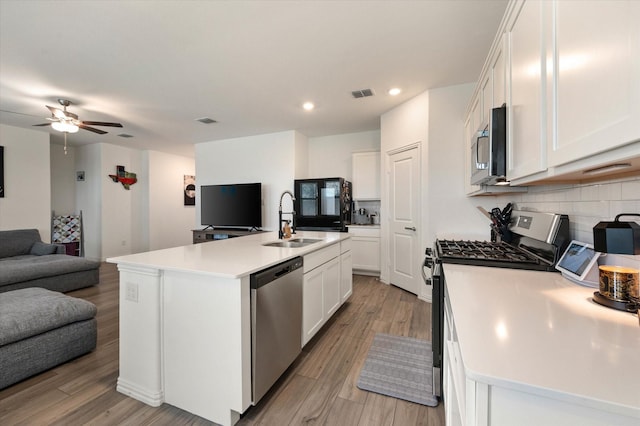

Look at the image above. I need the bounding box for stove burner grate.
[437,239,540,265]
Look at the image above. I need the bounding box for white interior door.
[389,146,421,295]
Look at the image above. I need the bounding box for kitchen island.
[443,263,640,426]
[107,231,351,426]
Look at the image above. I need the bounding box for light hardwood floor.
[0,263,444,425]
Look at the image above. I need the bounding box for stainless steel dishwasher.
[250,256,303,403]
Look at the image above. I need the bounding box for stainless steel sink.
[262,238,323,248]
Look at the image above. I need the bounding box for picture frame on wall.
[184,175,195,206]
[0,146,4,198]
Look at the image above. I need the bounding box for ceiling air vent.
[196,117,217,124]
[351,89,375,99]
[118,133,134,138]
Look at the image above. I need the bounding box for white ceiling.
[0,0,508,158]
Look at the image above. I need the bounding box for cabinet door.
[351,237,381,272]
[507,0,548,181]
[470,93,482,134]
[302,267,324,346]
[323,257,341,319]
[549,0,640,167]
[352,152,381,200]
[340,251,353,302]
[481,73,492,125]
[491,35,506,108]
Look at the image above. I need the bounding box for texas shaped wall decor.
[108,165,137,190]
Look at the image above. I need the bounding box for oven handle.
[421,258,432,285]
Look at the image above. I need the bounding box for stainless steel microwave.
[470,105,507,185]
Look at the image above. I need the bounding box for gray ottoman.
[0,287,97,389]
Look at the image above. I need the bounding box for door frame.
[381,142,427,300]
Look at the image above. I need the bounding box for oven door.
[423,251,442,399]
[431,261,443,398]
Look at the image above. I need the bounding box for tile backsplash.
[495,175,640,269]
[352,200,380,225]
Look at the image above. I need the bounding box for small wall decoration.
[184,175,195,206]
[108,165,137,190]
[76,171,85,182]
[0,146,4,198]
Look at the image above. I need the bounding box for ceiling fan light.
[52,121,79,133]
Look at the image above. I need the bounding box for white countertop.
[347,224,380,229]
[107,231,348,278]
[443,263,640,418]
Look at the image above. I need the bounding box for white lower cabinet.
[348,226,380,275]
[340,249,353,302]
[302,239,352,346]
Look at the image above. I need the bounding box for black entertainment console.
[192,228,263,244]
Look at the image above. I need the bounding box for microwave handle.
[475,130,488,167]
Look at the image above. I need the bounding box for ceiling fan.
[33,98,123,135]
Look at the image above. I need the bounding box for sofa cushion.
[0,255,100,287]
[0,287,97,346]
[30,241,59,256]
[0,229,41,259]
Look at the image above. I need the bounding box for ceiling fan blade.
[78,124,107,134]
[33,123,52,127]
[46,105,78,120]
[81,121,123,128]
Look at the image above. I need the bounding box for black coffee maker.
[592,213,640,312]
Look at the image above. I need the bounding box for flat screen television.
[200,183,262,229]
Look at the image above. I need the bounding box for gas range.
[433,210,571,272]
[435,239,553,271]
[425,210,571,401]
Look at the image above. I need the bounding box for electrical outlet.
[125,282,138,302]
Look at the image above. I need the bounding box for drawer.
[304,243,341,273]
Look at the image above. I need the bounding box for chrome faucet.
[279,190,296,239]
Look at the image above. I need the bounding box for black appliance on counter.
[423,210,570,400]
[294,178,351,232]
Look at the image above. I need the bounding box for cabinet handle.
[404,226,417,231]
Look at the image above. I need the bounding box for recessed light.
[388,88,401,96]
[303,102,315,111]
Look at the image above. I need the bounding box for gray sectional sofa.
[0,229,100,294]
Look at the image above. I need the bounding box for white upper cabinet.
[506,0,548,181]
[466,0,640,189]
[352,152,380,200]
[549,0,640,167]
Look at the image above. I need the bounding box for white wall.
[147,150,196,250]
[427,83,494,242]
[74,143,195,260]
[308,130,380,180]
[75,143,102,260]
[101,143,145,259]
[380,92,429,285]
[0,125,51,241]
[50,143,76,215]
[294,131,309,179]
[195,130,302,231]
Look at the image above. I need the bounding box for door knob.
[404,226,417,231]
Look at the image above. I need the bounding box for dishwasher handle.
[251,257,303,289]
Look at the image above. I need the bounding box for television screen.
[200,183,262,228]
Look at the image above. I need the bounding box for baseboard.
[117,377,164,407]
